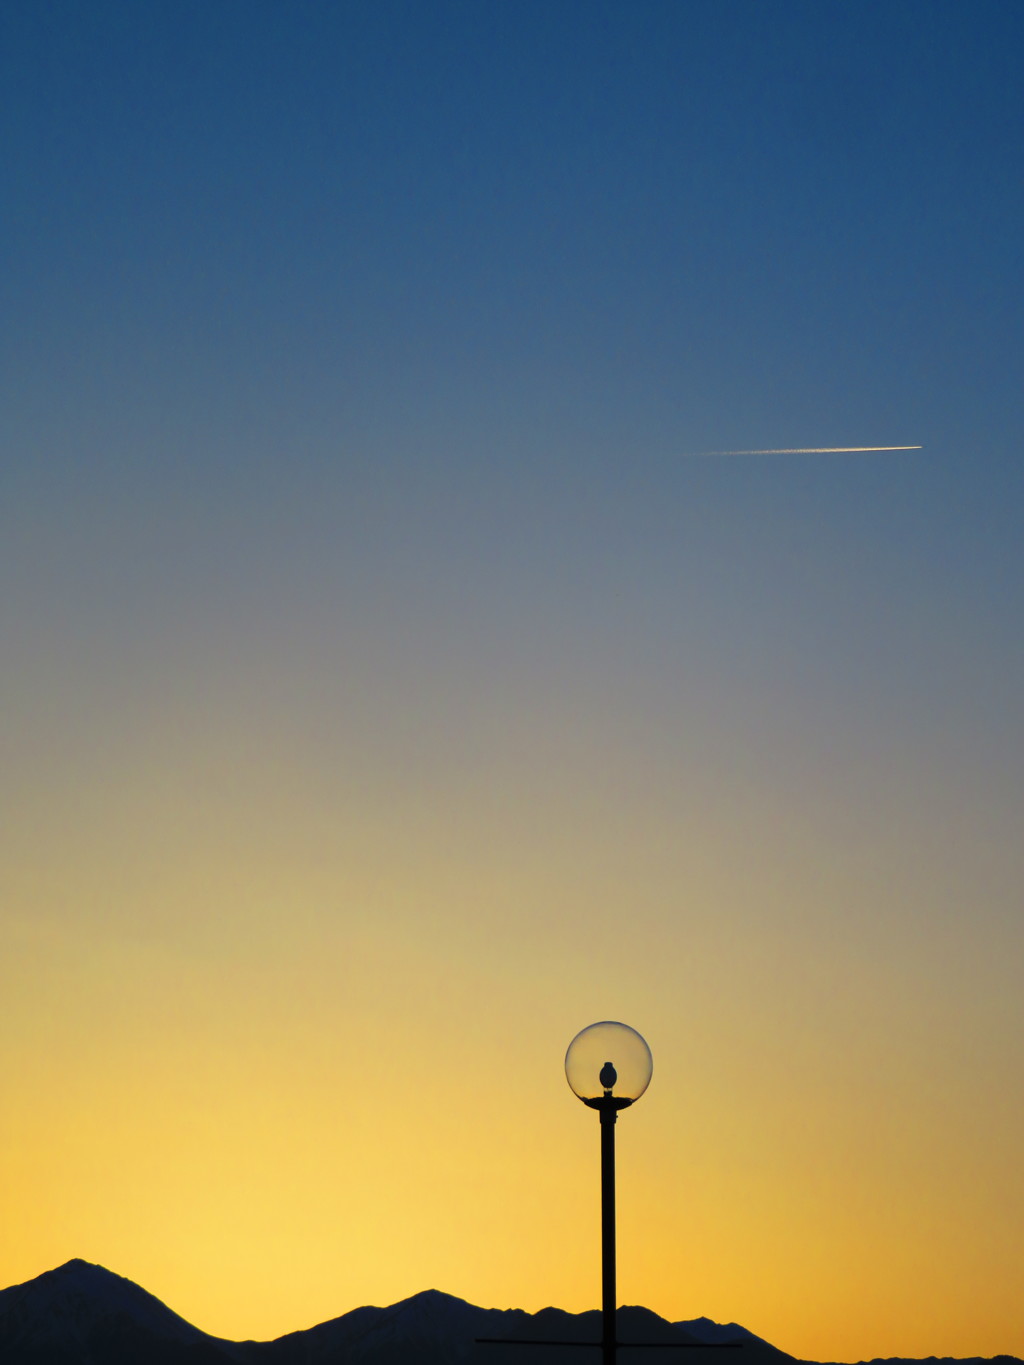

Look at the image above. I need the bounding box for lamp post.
[476,1026,737,1361]
[565,1022,654,1365]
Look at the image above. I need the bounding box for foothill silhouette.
[1,1261,1021,1365]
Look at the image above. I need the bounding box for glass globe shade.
[565,1021,653,1105]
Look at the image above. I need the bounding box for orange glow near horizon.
[2,666,1022,1361]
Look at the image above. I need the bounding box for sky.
[1,2,1022,1359]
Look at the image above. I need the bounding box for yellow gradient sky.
[3,626,1022,1358]
[2,4,1023,1360]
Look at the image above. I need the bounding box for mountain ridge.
[0,1261,1018,1365]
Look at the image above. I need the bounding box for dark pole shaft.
[600,1105,616,1365]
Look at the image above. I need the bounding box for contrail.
[690,445,923,456]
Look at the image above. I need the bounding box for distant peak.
[378,1288,501,1329]
[674,1315,768,1347]
[3,1257,210,1346]
[49,1259,135,1287]
[394,1288,473,1309]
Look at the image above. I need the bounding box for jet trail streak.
[691,445,923,456]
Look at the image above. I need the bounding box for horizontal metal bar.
[476,1340,601,1348]
[476,1340,742,1350]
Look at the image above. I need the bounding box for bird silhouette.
[599,1061,617,1090]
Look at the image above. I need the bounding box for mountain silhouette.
[1,1262,1019,1365]
[0,1260,244,1363]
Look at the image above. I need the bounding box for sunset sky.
[2,3,1022,1360]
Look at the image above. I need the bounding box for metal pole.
[600,1103,617,1365]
